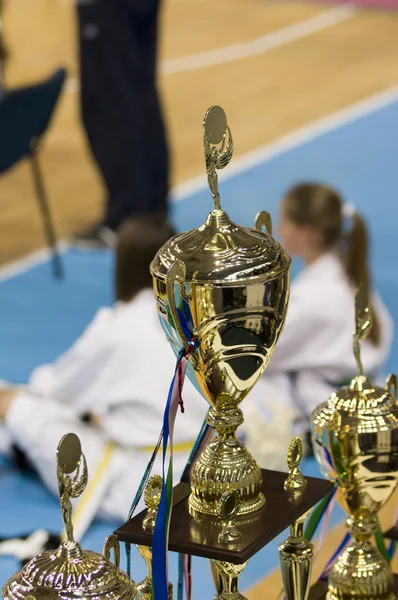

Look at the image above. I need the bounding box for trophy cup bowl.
[150,106,291,518]
[311,289,398,600]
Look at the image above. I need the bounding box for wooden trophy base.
[115,468,333,564]
[384,525,398,541]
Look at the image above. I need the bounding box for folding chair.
[0,68,67,278]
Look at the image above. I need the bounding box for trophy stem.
[327,514,394,600]
[279,509,314,600]
[136,545,173,600]
[136,545,153,600]
[189,405,265,518]
[212,560,248,600]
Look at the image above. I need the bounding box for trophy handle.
[166,259,190,352]
[254,211,272,236]
[103,534,120,568]
[386,373,397,399]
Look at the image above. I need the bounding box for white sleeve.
[28,307,114,401]
[99,403,164,449]
[266,293,326,372]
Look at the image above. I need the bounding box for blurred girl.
[0,214,206,535]
[243,183,393,468]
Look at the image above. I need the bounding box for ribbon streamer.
[152,298,199,600]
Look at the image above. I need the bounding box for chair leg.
[29,150,64,279]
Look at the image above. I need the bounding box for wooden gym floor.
[1,0,398,595]
[1,0,398,265]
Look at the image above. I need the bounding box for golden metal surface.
[279,507,313,600]
[57,433,88,542]
[151,106,291,518]
[136,476,172,600]
[254,211,273,236]
[2,434,136,600]
[279,438,313,600]
[284,437,307,492]
[311,291,398,600]
[142,474,163,532]
[218,490,242,544]
[211,560,248,600]
[353,285,373,377]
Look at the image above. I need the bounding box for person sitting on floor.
[242,183,393,469]
[0,214,207,537]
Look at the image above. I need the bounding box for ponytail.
[284,183,381,346]
[342,213,380,345]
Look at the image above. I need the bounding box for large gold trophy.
[150,105,291,518]
[3,106,336,600]
[3,433,136,600]
[312,287,398,600]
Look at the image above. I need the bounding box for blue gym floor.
[1,96,398,595]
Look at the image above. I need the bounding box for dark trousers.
[77,0,169,231]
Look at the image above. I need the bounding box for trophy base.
[115,468,334,564]
[189,433,265,518]
[309,575,398,600]
[325,541,394,600]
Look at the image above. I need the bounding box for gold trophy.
[312,287,398,600]
[150,105,291,519]
[136,476,172,600]
[210,491,248,600]
[279,438,314,600]
[3,433,136,600]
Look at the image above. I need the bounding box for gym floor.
[1,0,398,597]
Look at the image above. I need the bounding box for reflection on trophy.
[312,286,398,600]
[2,433,136,600]
[279,438,314,600]
[150,105,291,518]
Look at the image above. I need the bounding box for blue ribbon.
[152,364,178,600]
[152,298,199,600]
[125,296,199,595]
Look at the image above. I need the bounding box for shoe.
[71,224,118,249]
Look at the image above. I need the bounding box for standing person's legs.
[138,0,169,216]
[75,0,169,246]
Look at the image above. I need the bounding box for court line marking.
[160,5,357,75]
[0,243,70,283]
[1,84,398,283]
[65,5,357,92]
[172,85,398,202]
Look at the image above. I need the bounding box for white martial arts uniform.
[2,289,208,535]
[243,252,393,470]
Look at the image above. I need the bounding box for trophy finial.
[203,105,233,211]
[218,490,242,544]
[57,433,88,543]
[142,475,162,532]
[284,437,307,492]
[353,284,372,377]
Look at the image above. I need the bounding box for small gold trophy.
[210,491,247,600]
[279,438,314,600]
[2,433,136,600]
[136,476,172,600]
[312,287,398,600]
[151,105,291,519]
[115,105,334,600]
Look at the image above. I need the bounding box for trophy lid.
[328,374,397,417]
[318,287,398,426]
[2,435,136,600]
[3,539,135,600]
[150,106,290,286]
